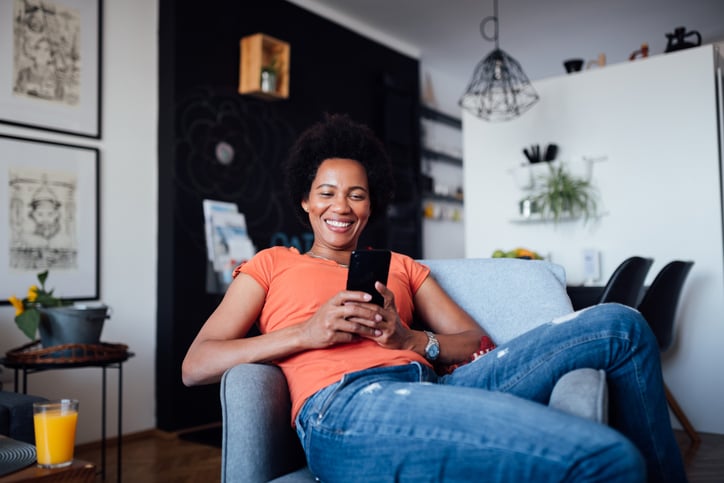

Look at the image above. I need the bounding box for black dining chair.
[637,260,699,444]
[596,256,654,307]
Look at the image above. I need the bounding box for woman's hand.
[345,281,415,351]
[298,289,387,348]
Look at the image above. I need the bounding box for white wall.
[0,0,159,444]
[463,45,724,434]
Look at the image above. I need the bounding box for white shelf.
[422,192,463,204]
[509,211,608,224]
[509,215,581,224]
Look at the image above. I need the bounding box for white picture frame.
[0,134,99,303]
[0,0,102,138]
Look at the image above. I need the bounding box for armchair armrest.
[220,363,306,483]
[549,368,608,424]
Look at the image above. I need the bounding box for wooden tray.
[4,341,129,365]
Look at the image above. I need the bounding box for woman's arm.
[182,272,385,386]
[182,273,301,386]
[408,276,489,365]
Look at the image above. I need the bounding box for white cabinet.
[463,44,724,434]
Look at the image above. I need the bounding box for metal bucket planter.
[38,305,109,348]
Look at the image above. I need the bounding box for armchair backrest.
[420,258,573,344]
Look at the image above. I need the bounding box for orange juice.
[33,400,78,468]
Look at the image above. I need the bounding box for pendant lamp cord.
[480,0,500,50]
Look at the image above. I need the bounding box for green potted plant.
[530,163,599,224]
[9,270,108,347]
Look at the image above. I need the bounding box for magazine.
[202,199,239,262]
[209,210,256,272]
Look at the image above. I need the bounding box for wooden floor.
[75,428,222,483]
[74,428,723,482]
[675,431,724,482]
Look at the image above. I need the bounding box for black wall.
[157,0,421,430]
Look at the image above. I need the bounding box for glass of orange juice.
[33,399,79,468]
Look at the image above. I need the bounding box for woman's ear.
[301,199,309,213]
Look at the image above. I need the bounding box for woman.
[183,114,686,482]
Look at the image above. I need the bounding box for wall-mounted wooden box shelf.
[239,33,290,100]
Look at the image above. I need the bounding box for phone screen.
[346,249,391,306]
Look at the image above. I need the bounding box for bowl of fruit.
[491,247,544,260]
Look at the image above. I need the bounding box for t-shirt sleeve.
[233,247,276,291]
[401,254,431,294]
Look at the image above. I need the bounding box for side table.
[1,343,133,482]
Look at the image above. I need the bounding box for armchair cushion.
[421,258,572,343]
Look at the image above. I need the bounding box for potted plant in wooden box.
[260,57,279,93]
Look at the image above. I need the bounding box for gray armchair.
[220,258,608,482]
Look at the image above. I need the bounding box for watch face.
[427,343,440,360]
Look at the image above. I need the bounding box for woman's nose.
[331,194,351,212]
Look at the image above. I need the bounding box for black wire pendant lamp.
[459,0,539,121]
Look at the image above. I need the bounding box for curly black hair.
[284,114,395,228]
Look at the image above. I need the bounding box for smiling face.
[301,158,371,255]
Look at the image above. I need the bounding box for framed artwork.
[0,0,102,138]
[0,134,99,303]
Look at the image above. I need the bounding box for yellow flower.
[9,295,24,316]
[9,270,70,341]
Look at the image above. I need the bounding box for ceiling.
[291,0,724,83]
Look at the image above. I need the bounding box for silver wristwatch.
[424,330,440,362]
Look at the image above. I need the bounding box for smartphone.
[346,249,391,306]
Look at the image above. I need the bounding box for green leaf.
[37,270,49,287]
[35,292,60,307]
[15,309,40,340]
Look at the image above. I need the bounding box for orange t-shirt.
[236,246,431,422]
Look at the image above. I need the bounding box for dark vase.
[38,305,109,347]
[665,27,702,53]
[563,59,584,73]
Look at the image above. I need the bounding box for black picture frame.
[0,0,102,138]
[0,134,100,303]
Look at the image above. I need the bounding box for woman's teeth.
[326,219,352,228]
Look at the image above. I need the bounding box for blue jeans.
[295,304,687,482]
